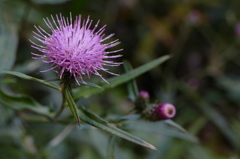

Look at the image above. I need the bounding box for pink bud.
[156,103,176,119]
[135,90,150,113]
[139,90,149,100]
[143,103,176,121]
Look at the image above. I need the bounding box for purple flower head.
[156,103,176,119]
[30,13,122,84]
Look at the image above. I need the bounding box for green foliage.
[1,0,240,158]
[0,57,173,151]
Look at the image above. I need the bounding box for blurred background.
[1,0,240,158]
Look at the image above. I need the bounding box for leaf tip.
[143,141,158,151]
[150,145,159,151]
[77,119,81,127]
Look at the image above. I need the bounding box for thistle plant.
[28,13,124,127]
[0,11,183,157]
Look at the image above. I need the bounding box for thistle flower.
[30,13,122,85]
[143,103,176,121]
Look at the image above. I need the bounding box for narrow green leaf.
[164,119,189,134]
[64,88,80,125]
[73,55,171,99]
[0,70,61,91]
[123,60,139,102]
[0,89,53,118]
[65,91,157,150]
[78,106,158,151]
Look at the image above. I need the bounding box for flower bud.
[157,103,176,119]
[135,90,149,113]
[139,91,149,101]
[143,103,176,121]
